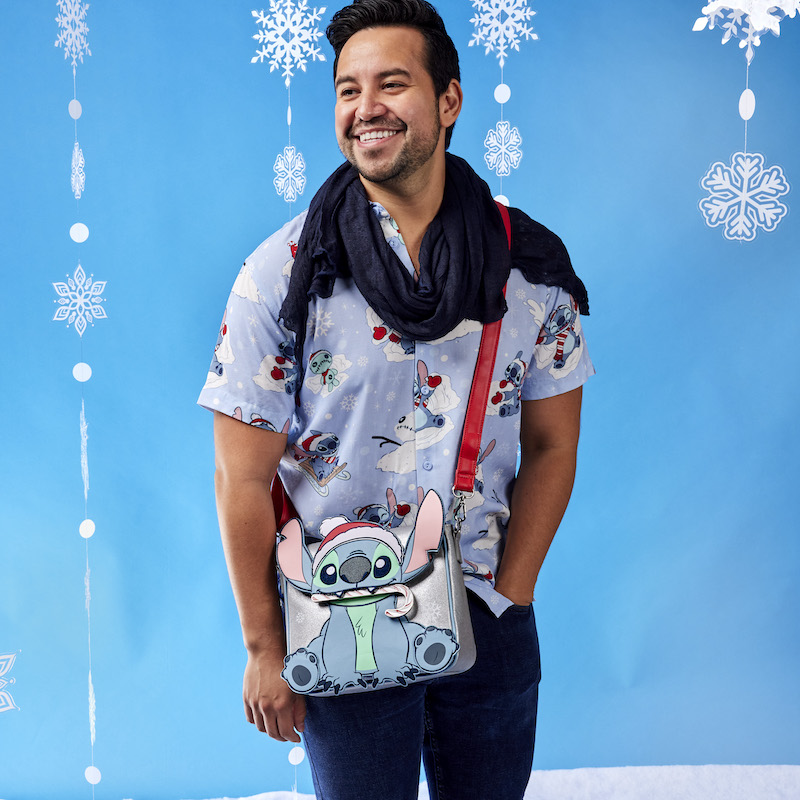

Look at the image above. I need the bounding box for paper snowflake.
[693,1,799,62]
[273,145,306,202]
[71,142,85,200]
[0,654,18,713]
[252,1,327,87]
[469,0,538,67]
[55,0,91,67]
[52,263,108,337]
[484,120,523,177]
[699,151,790,241]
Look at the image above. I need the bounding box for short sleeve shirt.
[198,204,595,616]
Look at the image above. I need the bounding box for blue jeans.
[303,592,541,800]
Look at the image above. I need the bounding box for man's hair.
[326,0,460,148]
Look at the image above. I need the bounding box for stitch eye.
[321,564,338,585]
[374,556,391,579]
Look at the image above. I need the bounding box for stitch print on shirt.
[535,296,583,377]
[486,352,527,417]
[374,360,460,475]
[253,339,299,394]
[291,429,351,496]
[204,309,234,390]
[306,349,352,395]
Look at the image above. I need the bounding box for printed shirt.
[198,203,595,616]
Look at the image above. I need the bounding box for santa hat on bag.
[312,517,403,574]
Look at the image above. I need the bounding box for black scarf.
[280,153,589,376]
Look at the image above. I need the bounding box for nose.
[356,88,386,122]
[339,555,371,584]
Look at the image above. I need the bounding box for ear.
[439,79,463,129]
[276,519,313,590]
[386,487,397,513]
[417,359,428,382]
[402,490,444,579]
[479,438,496,463]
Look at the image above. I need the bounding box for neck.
[359,152,447,273]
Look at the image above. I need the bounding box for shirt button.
[422,460,433,471]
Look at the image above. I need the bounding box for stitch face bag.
[275,487,475,696]
[273,202,511,696]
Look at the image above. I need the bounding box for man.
[199,1,593,798]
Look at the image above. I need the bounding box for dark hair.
[326,0,460,148]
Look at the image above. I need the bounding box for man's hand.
[244,645,306,742]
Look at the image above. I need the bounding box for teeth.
[359,130,398,142]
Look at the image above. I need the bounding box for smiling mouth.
[356,129,400,143]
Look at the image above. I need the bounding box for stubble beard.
[341,107,442,186]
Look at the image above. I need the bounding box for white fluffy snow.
[188,764,800,800]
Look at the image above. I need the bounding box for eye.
[374,556,392,579]
[320,564,338,585]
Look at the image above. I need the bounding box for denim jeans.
[303,592,541,800]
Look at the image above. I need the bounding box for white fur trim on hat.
[312,519,402,574]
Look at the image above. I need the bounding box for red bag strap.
[453,201,511,495]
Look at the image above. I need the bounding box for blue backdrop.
[2,1,799,798]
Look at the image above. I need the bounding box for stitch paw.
[413,626,459,673]
[282,648,320,693]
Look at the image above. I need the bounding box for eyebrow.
[335,68,413,88]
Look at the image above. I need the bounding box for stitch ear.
[479,439,496,463]
[402,491,444,579]
[386,487,397,513]
[276,519,313,589]
[417,360,428,382]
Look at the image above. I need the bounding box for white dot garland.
[55,1,104,788]
[69,222,89,242]
[494,83,511,104]
[85,765,101,785]
[73,362,92,382]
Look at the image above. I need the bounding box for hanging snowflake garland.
[252,0,327,87]
[52,263,108,337]
[469,0,538,68]
[484,120,523,177]
[71,142,85,199]
[693,1,800,63]
[0,653,19,713]
[274,145,307,202]
[55,0,91,67]
[699,151,790,241]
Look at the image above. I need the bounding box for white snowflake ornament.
[52,263,108,337]
[0,653,19,713]
[55,0,91,67]
[469,0,538,67]
[274,145,307,202]
[484,120,523,177]
[252,1,327,87]
[693,1,799,62]
[699,151,790,241]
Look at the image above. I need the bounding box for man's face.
[334,26,444,188]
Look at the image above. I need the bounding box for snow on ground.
[189,764,800,800]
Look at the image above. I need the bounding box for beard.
[339,109,442,185]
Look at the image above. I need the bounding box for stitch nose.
[339,555,371,584]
